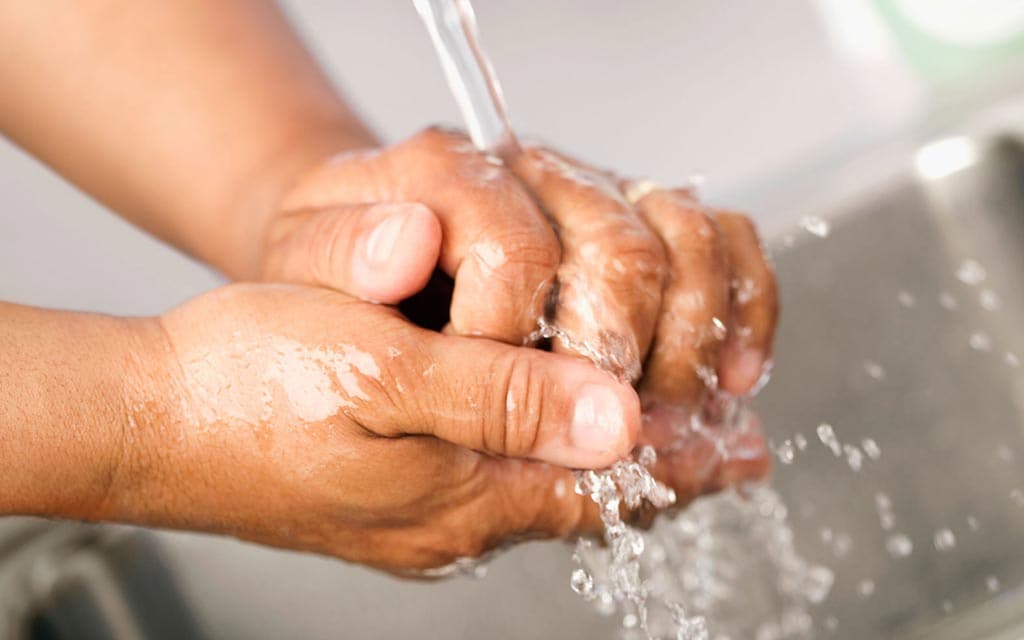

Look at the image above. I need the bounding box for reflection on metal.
[0,520,203,640]
[765,132,1024,639]
[914,136,979,180]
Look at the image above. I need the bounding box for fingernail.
[570,384,625,454]
[722,348,766,395]
[363,208,408,267]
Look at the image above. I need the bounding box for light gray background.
[0,0,927,314]
[0,2,982,638]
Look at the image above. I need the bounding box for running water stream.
[413,2,833,638]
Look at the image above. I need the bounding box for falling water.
[412,2,1024,639]
[413,1,831,637]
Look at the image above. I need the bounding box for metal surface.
[762,134,1024,638]
[0,520,203,640]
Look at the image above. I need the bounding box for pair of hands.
[114,128,777,574]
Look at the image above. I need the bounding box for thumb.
[264,202,442,304]
[374,327,641,469]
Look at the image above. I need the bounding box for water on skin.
[416,4,860,636]
[178,336,380,427]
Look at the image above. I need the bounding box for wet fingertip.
[536,375,640,470]
[718,347,766,396]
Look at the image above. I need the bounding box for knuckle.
[597,224,668,285]
[492,351,544,458]
[410,125,472,155]
[486,225,561,279]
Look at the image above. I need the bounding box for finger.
[262,202,441,304]
[510,147,667,382]
[353,315,642,469]
[483,460,594,538]
[628,185,730,408]
[639,402,771,506]
[283,127,560,344]
[715,211,779,394]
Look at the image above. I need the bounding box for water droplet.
[622,612,638,629]
[844,444,863,471]
[897,290,916,308]
[969,332,992,352]
[942,600,954,614]
[595,592,615,616]
[1006,352,1020,368]
[886,534,914,558]
[857,579,875,598]
[677,615,709,640]
[861,438,882,460]
[832,533,852,558]
[875,492,895,530]
[934,528,957,552]
[775,439,796,464]
[803,565,835,603]
[637,445,657,467]
[939,291,959,310]
[863,361,886,380]
[570,568,594,598]
[710,316,728,340]
[986,575,1001,593]
[966,515,980,531]
[956,259,987,285]
[799,215,830,238]
[980,289,1002,311]
[817,423,841,457]
[794,433,808,451]
[1010,488,1024,507]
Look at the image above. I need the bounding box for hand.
[258,128,776,469]
[108,284,644,572]
[260,128,776,395]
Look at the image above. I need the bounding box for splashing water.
[799,215,831,238]
[955,259,987,285]
[415,3,834,636]
[886,534,914,558]
[933,529,957,552]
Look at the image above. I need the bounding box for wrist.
[0,307,171,522]
[222,121,380,282]
[78,316,184,524]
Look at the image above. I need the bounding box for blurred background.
[2,1,1024,638]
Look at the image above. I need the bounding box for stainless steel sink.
[762,132,1024,639]
[3,117,1024,639]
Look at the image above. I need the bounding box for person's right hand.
[256,128,775,498]
[101,283,646,573]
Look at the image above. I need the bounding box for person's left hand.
[254,128,776,495]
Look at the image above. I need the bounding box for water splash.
[933,529,957,552]
[955,259,987,285]
[799,215,831,238]
[886,534,914,558]
[576,485,833,640]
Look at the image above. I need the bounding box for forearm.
[0,302,165,520]
[0,0,377,278]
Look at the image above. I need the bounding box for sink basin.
[3,121,1024,640]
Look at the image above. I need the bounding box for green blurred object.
[875,0,1024,83]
